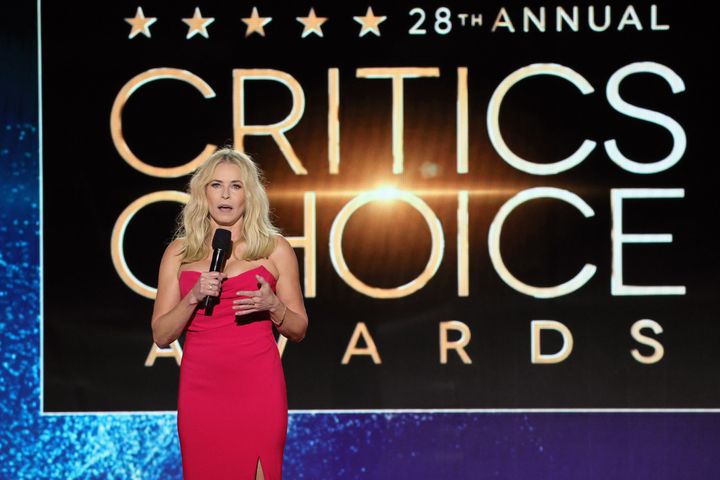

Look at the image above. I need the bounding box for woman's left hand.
[233,274,280,315]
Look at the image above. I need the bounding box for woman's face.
[205,162,246,227]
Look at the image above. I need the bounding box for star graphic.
[182,7,215,39]
[242,7,272,37]
[124,7,157,39]
[353,7,387,37]
[296,8,327,38]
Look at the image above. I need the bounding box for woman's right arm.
[151,240,224,347]
[151,240,196,347]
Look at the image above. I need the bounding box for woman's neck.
[209,219,243,243]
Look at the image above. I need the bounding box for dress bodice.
[178,265,277,332]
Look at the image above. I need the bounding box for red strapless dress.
[177,266,287,480]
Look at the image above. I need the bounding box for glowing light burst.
[373,185,401,201]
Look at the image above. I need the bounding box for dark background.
[41,0,719,411]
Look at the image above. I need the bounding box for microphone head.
[211,228,232,250]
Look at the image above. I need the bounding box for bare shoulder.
[269,235,298,266]
[272,234,293,253]
[161,238,185,265]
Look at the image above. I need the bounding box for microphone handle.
[202,247,226,311]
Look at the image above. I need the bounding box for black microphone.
[203,228,232,314]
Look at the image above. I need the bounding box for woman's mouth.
[218,204,233,213]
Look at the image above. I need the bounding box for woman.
[151,148,308,480]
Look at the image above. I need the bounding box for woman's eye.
[210,182,221,188]
[232,184,243,190]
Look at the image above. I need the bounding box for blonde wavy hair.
[175,148,279,263]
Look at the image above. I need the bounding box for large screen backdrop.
[2,0,720,478]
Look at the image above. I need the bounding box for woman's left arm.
[233,236,308,342]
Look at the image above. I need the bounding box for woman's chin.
[210,214,241,227]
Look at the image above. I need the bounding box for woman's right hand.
[188,271,227,305]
